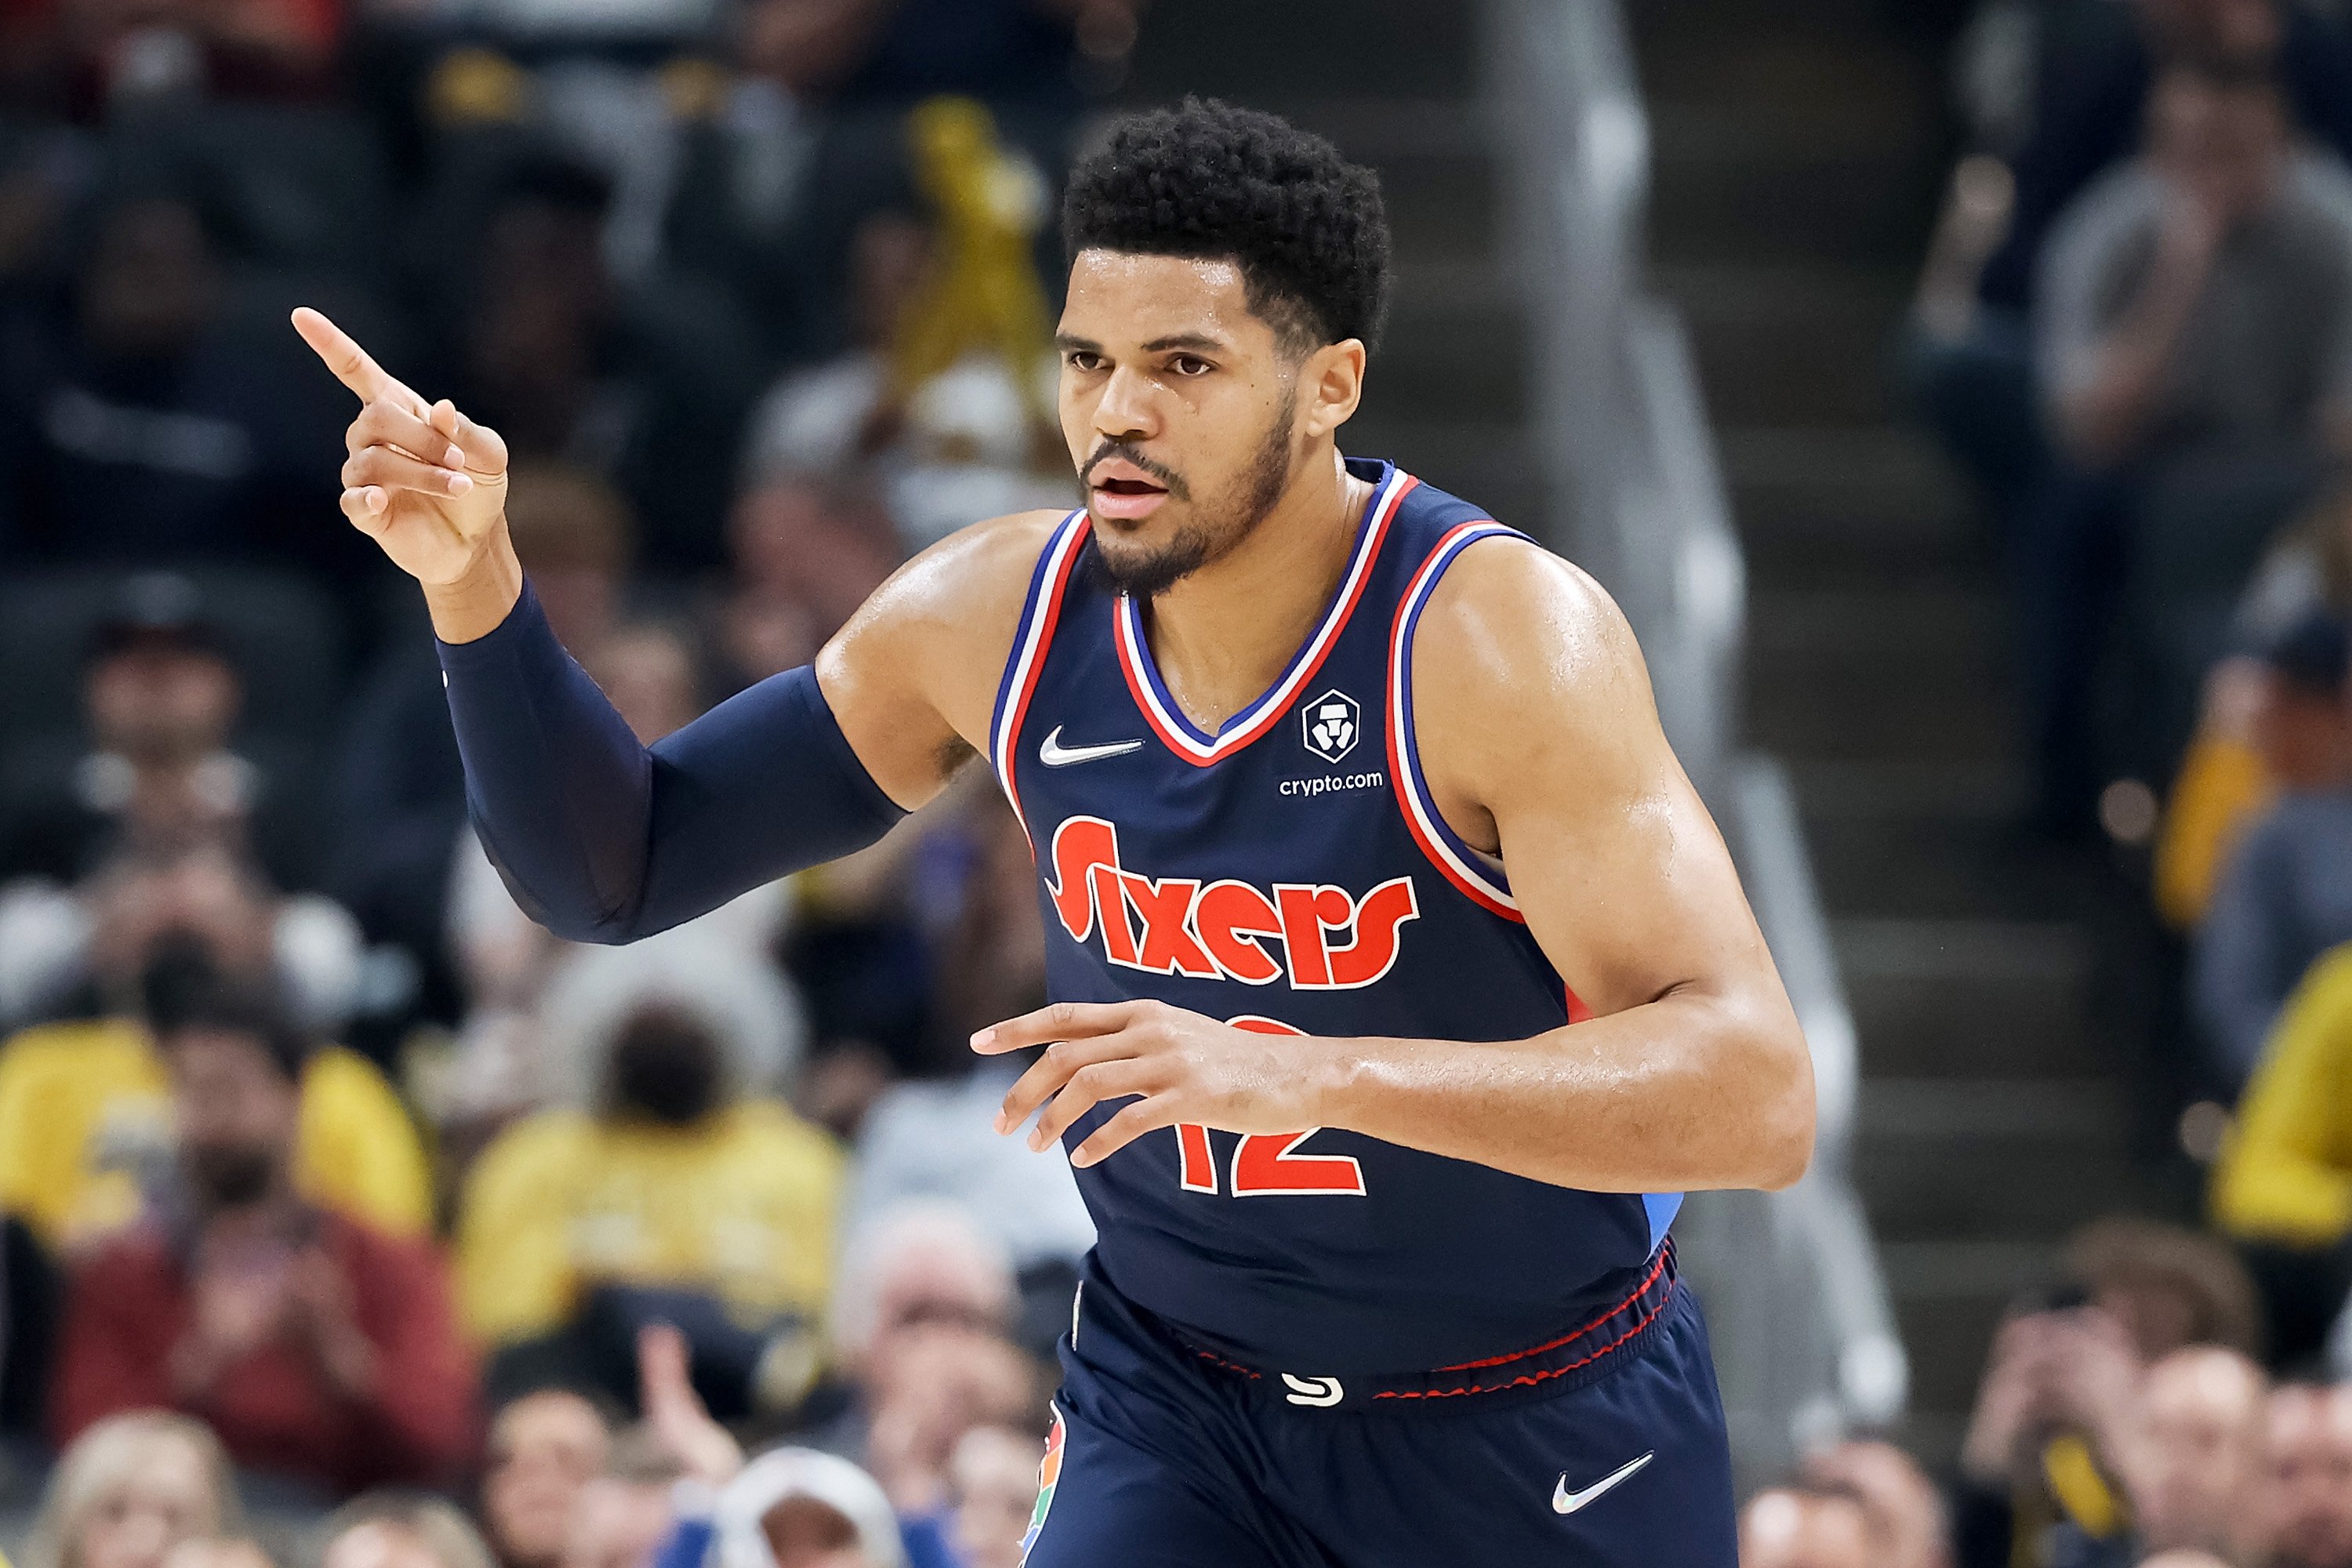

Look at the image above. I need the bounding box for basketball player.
[297,99,1811,1566]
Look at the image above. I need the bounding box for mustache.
[1080,441,1189,502]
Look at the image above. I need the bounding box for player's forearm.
[437,585,906,944]
[1313,990,1815,1192]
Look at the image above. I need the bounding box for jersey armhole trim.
[1385,521,1529,922]
[989,510,1091,842]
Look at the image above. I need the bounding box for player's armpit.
[816,507,1070,808]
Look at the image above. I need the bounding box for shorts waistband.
[1149,1240,1682,1413]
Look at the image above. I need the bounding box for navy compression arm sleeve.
[436,583,907,944]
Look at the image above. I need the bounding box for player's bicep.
[816,508,1066,808]
[1414,544,1773,1020]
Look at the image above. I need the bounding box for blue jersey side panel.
[991,458,1679,1374]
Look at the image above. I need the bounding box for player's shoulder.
[857,506,1073,633]
[1412,524,1641,699]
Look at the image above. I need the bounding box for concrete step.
[1654,261,1912,428]
[1743,585,2013,763]
[1854,1078,2148,1243]
[1127,4,1475,104]
[1642,84,1943,269]
[1365,285,1526,425]
[1717,426,1987,590]
[1793,764,2100,923]
[1837,917,2107,1080]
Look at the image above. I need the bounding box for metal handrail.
[1483,0,1907,1484]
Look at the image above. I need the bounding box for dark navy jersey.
[986,456,1682,1376]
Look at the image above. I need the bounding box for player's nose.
[1091,363,1163,442]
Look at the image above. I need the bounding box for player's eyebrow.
[1054,333,1104,354]
[1141,332,1225,353]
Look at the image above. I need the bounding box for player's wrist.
[423,523,524,644]
[1301,1034,1371,1130]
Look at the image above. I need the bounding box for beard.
[1086,390,1298,600]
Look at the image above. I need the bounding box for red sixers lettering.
[1045,815,1419,989]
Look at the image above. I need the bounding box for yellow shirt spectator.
[455,1100,843,1345]
[2212,942,2352,1248]
[0,1017,432,1248]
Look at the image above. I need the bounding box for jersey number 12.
[1173,1016,1367,1197]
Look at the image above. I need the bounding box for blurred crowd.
[1907,0,2352,1365]
[0,0,1136,1559]
[1745,0,2352,1562]
[1736,1218,2352,1568]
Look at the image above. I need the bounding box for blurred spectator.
[715,477,898,686]
[938,1426,1036,1568]
[0,193,332,564]
[740,211,929,492]
[20,1410,240,1568]
[0,854,427,1249]
[50,976,476,1495]
[328,461,635,1036]
[711,1447,906,1568]
[2192,612,2352,1090]
[1983,0,2352,317]
[819,1203,1036,1517]
[2212,942,2352,1369]
[449,155,758,575]
[561,1425,693,1568]
[736,105,1072,557]
[1951,1221,2262,1568]
[2262,1381,2352,1568]
[161,1540,274,1568]
[1799,1440,1953,1568]
[2020,61,2352,830]
[1910,0,2352,527]
[1740,1484,1872,1568]
[0,572,314,892]
[454,1000,840,1417]
[316,1494,495,1568]
[481,1389,615,1568]
[2063,1217,2264,1359]
[0,833,361,1034]
[2113,1346,2269,1563]
[0,0,343,115]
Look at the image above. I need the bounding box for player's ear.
[1298,338,1366,437]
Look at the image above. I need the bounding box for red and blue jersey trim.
[1114,469,1415,767]
[989,510,1091,843]
[1385,520,1527,921]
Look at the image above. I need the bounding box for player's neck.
[1142,447,1370,736]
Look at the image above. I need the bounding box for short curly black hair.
[1062,98,1391,354]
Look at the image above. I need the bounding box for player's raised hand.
[292,307,511,586]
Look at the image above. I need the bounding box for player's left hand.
[973,1000,1338,1167]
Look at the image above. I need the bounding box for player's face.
[1057,250,1309,597]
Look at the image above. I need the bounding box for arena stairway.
[1628,0,2190,1460]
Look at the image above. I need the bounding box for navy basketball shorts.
[1018,1247,1737,1566]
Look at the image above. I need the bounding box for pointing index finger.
[291,307,422,413]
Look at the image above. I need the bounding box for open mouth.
[1089,466,1172,521]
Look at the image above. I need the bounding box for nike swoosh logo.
[1552,1451,1653,1515]
[1039,726,1144,767]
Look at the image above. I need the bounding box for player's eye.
[1065,350,1105,373]
[1170,355,1213,376]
